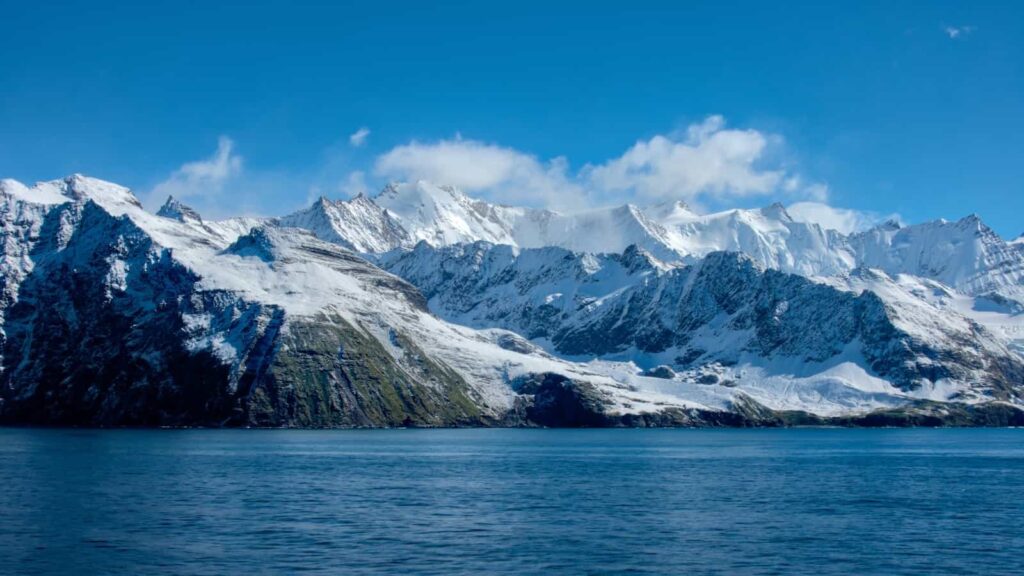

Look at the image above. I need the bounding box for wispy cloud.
[585,115,807,204]
[149,136,242,205]
[944,25,975,39]
[787,202,900,234]
[340,170,368,196]
[349,127,371,147]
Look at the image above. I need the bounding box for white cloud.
[584,116,790,203]
[804,183,830,202]
[374,138,587,209]
[787,202,900,235]
[150,136,242,203]
[782,176,830,202]
[349,127,371,147]
[372,116,824,210]
[944,25,975,39]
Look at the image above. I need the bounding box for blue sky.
[1,1,1021,236]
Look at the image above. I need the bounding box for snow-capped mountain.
[286,181,851,271]
[277,180,1024,308]
[381,241,1024,414]
[850,215,1024,305]
[276,193,410,253]
[285,180,686,261]
[2,174,1023,427]
[2,176,711,427]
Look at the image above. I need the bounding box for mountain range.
[2,175,1023,426]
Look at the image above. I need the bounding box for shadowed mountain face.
[1,175,1023,427]
[381,242,1024,400]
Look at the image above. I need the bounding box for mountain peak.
[157,196,203,223]
[619,244,662,273]
[644,198,699,226]
[57,174,144,211]
[760,202,793,222]
[375,180,469,205]
[957,213,986,230]
[376,181,401,198]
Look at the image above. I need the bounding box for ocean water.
[1,429,1022,575]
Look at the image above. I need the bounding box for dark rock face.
[0,202,240,425]
[643,365,676,379]
[507,373,787,428]
[516,373,611,427]
[510,373,1024,428]
[157,196,202,223]
[786,401,1024,428]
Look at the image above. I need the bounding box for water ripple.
[1,428,1022,575]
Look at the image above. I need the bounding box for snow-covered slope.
[850,216,1024,305]
[280,181,686,260]
[276,184,844,270]
[379,241,668,338]
[281,180,855,270]
[4,176,736,426]
[277,194,410,253]
[382,241,1024,415]
[277,180,1024,313]
[649,202,855,276]
[373,181,522,248]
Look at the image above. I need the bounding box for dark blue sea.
[1,429,1022,575]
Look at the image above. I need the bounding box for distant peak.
[157,195,203,222]
[435,182,467,198]
[644,198,698,224]
[375,181,402,199]
[306,195,339,213]
[63,174,99,196]
[375,180,468,202]
[952,213,997,237]
[349,191,377,206]
[760,202,792,222]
